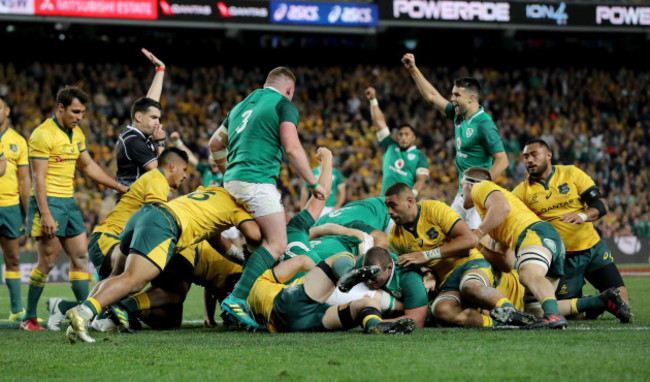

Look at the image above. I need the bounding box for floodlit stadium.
[1,1,649,380]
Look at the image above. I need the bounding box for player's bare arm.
[76,151,128,194]
[401,53,449,112]
[208,124,229,175]
[489,151,509,180]
[364,87,390,133]
[30,158,56,237]
[142,48,166,102]
[474,191,510,244]
[280,121,327,200]
[396,219,475,267]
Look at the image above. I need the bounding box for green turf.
[1,278,649,381]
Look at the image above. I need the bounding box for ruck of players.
[0,50,632,344]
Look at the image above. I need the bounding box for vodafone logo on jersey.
[394,159,405,169]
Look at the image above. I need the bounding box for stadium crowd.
[0,61,648,241]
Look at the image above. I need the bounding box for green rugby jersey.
[223,87,299,184]
[379,136,428,195]
[314,197,390,233]
[445,103,504,193]
[356,252,428,310]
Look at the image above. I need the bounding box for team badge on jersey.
[77,142,82,151]
[466,128,474,138]
[543,238,557,254]
[10,144,18,152]
[394,159,404,169]
[426,227,439,240]
[559,183,570,194]
[407,153,416,161]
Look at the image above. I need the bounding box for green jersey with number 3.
[445,103,504,193]
[223,88,299,184]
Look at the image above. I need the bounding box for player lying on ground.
[247,250,416,334]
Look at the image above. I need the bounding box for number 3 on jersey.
[235,109,253,133]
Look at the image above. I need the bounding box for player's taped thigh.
[517,245,551,273]
[316,261,338,285]
[337,305,356,330]
[430,293,461,315]
[460,270,490,291]
[586,262,625,291]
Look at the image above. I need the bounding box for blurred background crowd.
[1,59,648,247]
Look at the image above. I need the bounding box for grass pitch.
[1,277,649,381]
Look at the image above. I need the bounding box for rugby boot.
[490,305,536,326]
[602,287,632,323]
[337,265,381,293]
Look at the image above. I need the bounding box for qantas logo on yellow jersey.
[537,199,575,214]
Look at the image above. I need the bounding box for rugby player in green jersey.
[208,67,327,329]
[364,86,429,197]
[402,53,508,229]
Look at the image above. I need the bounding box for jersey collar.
[264,86,281,94]
[466,107,485,125]
[52,115,73,142]
[384,258,396,288]
[402,204,421,238]
[402,145,417,152]
[126,125,148,139]
[0,125,9,140]
[530,165,556,190]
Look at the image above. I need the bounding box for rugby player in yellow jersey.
[247,248,416,334]
[45,147,189,331]
[110,147,336,332]
[0,146,5,176]
[65,186,261,342]
[513,139,631,323]
[461,166,569,329]
[0,95,31,323]
[385,182,532,328]
[21,87,129,331]
[95,239,243,330]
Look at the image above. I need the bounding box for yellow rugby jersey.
[168,186,254,251]
[472,181,541,252]
[512,165,600,252]
[247,269,305,333]
[389,200,483,284]
[495,270,525,311]
[93,168,169,236]
[0,127,29,206]
[28,117,86,198]
[191,241,243,290]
